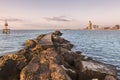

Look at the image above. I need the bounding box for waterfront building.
[85,21,93,30]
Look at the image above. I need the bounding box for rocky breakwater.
[0,31,117,80]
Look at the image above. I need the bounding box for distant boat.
[3,19,10,34]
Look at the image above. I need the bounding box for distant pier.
[3,29,10,34]
[2,19,10,34]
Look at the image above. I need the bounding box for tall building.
[86,21,93,30]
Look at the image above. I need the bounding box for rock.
[39,33,54,49]
[20,57,40,80]
[0,59,18,80]
[92,78,99,80]
[75,51,82,55]
[53,30,62,36]
[31,44,43,54]
[104,75,116,80]
[52,35,64,43]
[61,65,77,80]
[35,34,46,43]
[0,54,27,80]
[75,60,117,80]
[50,63,71,80]
[18,49,27,55]
[20,48,71,80]
[61,43,73,50]
[25,40,36,49]
[60,47,84,66]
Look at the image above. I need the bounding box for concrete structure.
[3,20,10,34]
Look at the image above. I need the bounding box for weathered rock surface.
[0,30,117,80]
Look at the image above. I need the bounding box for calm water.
[0,30,120,79]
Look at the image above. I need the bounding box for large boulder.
[75,60,117,80]
[0,54,27,80]
[104,75,116,80]
[20,57,40,80]
[53,30,62,36]
[35,34,46,43]
[39,33,54,49]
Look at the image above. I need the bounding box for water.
[0,30,54,54]
[0,30,120,79]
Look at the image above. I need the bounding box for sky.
[0,0,120,29]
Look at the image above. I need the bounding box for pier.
[2,20,10,34]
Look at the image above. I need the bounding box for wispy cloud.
[0,18,23,22]
[44,16,72,22]
[23,23,67,29]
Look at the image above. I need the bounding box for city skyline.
[0,0,120,29]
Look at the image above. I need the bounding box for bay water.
[0,30,120,79]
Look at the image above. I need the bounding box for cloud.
[0,18,23,22]
[44,16,71,22]
[23,23,67,29]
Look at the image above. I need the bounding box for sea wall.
[0,31,117,80]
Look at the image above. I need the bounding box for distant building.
[93,25,99,30]
[85,21,93,30]
[112,25,120,30]
[103,27,111,30]
[88,21,93,30]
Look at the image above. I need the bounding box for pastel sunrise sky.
[0,0,120,29]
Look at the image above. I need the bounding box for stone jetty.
[0,31,117,80]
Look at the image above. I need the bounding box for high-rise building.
[86,21,93,30]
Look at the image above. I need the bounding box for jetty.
[2,20,10,34]
[0,31,117,80]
